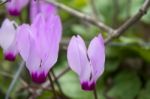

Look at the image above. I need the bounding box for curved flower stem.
[55,67,70,81]
[5,61,25,99]
[93,87,98,99]
[51,69,63,95]
[48,72,57,98]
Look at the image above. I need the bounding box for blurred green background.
[0,0,150,99]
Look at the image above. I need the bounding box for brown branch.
[46,0,114,33]
[47,0,150,45]
[105,0,150,44]
[0,0,8,6]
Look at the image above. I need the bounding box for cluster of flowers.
[0,0,105,91]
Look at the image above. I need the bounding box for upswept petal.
[6,0,29,16]
[43,16,62,71]
[52,15,62,43]
[30,0,57,22]
[26,37,45,83]
[67,34,105,91]
[30,0,38,21]
[17,24,44,83]
[0,19,16,50]
[88,34,105,81]
[40,1,57,15]
[26,40,41,79]
[17,12,62,83]
[0,18,18,61]
[16,24,31,62]
[67,35,89,76]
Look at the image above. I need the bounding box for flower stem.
[93,87,98,99]
[5,61,25,99]
[48,72,57,98]
[51,69,63,95]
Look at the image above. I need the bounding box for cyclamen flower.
[67,34,105,91]
[16,13,62,83]
[0,18,18,61]
[6,0,29,16]
[30,0,57,22]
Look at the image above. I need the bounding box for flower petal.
[31,13,49,58]
[88,34,105,81]
[0,19,16,50]
[0,19,18,61]
[31,71,47,84]
[30,0,57,22]
[16,24,31,62]
[67,35,89,76]
[6,0,29,16]
[17,24,45,83]
[81,81,95,91]
[4,39,18,61]
[42,15,62,71]
[26,41,42,83]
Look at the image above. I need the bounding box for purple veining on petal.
[4,53,15,61]
[8,9,20,16]
[31,72,47,84]
[81,81,95,91]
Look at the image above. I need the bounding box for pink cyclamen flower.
[0,18,18,61]
[6,0,29,16]
[16,13,62,83]
[67,34,105,91]
[30,0,57,22]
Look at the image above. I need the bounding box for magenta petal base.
[31,72,47,84]
[9,10,20,16]
[81,82,95,91]
[5,53,15,61]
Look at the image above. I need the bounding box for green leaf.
[138,80,150,99]
[105,58,120,72]
[37,91,53,99]
[107,71,141,99]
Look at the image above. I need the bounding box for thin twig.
[105,0,150,44]
[5,61,25,99]
[47,0,150,45]
[48,72,57,98]
[0,0,8,6]
[46,0,114,33]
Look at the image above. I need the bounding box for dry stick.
[46,0,114,33]
[0,0,8,6]
[48,72,57,99]
[47,0,150,45]
[105,0,150,44]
